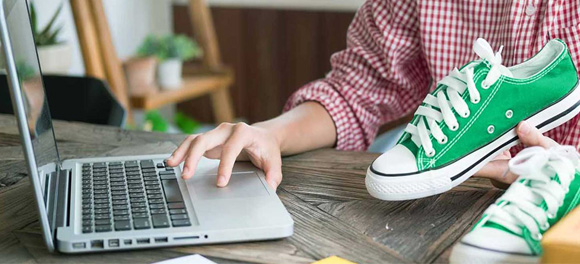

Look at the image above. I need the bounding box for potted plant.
[137,34,202,90]
[31,2,72,74]
[124,37,160,95]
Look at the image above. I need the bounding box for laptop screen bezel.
[0,0,58,252]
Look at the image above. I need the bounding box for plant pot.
[123,57,158,95]
[37,43,73,74]
[157,59,183,90]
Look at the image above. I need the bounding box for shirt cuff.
[283,80,368,151]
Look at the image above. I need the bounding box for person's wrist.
[252,121,286,153]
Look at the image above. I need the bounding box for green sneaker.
[366,38,580,201]
[450,146,580,263]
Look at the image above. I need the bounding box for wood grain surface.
[0,114,502,263]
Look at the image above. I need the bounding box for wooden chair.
[70,0,235,124]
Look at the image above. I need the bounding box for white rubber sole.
[449,242,539,264]
[366,83,580,201]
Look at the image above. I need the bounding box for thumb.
[516,121,558,148]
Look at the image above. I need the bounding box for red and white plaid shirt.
[285,0,580,154]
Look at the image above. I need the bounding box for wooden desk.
[0,114,502,263]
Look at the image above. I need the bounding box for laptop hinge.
[46,168,71,240]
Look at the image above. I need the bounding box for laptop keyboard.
[81,160,192,233]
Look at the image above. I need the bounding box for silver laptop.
[0,0,293,253]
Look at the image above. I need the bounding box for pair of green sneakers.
[364,38,580,262]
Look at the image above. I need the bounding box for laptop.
[0,0,293,253]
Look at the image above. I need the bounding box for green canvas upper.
[472,169,580,255]
[397,39,579,171]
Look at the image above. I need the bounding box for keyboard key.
[133,218,151,229]
[140,160,155,169]
[169,209,186,215]
[82,215,92,220]
[147,189,162,194]
[94,199,109,204]
[132,208,148,213]
[112,195,126,200]
[95,214,110,220]
[167,202,185,209]
[95,219,111,225]
[172,219,191,227]
[95,225,112,232]
[113,200,127,205]
[147,194,163,199]
[82,209,92,215]
[141,168,156,174]
[125,161,138,167]
[149,198,164,204]
[114,215,130,221]
[82,220,93,226]
[150,209,166,215]
[113,209,129,215]
[171,214,188,220]
[160,174,175,180]
[132,212,148,218]
[93,162,106,168]
[115,220,131,231]
[94,189,108,194]
[82,226,93,233]
[94,204,110,209]
[149,203,165,209]
[156,163,164,168]
[151,214,170,228]
[95,208,109,214]
[113,205,129,210]
[131,202,147,208]
[131,197,146,203]
[161,180,183,202]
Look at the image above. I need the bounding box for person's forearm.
[253,102,336,156]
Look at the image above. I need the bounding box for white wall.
[32,0,173,75]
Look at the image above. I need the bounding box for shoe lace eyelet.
[481,80,491,89]
[426,149,436,157]
[547,212,555,219]
[471,98,480,104]
[532,233,543,241]
[541,222,550,231]
[462,110,470,118]
[438,136,448,144]
[450,124,459,131]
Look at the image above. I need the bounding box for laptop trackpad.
[189,172,270,200]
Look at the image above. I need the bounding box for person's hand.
[166,122,283,190]
[474,121,559,188]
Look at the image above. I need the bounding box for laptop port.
[72,242,86,249]
[108,239,119,248]
[124,239,132,245]
[136,238,150,244]
[91,240,104,249]
[174,236,199,240]
[154,237,168,243]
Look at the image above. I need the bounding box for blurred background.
[29,0,363,134]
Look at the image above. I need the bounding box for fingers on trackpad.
[190,172,270,200]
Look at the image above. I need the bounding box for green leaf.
[45,25,63,45]
[30,2,37,36]
[37,3,63,42]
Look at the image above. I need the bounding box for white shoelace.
[483,146,579,241]
[405,38,513,157]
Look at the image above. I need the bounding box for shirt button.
[526,4,536,16]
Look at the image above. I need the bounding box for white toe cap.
[371,144,418,175]
[462,226,533,255]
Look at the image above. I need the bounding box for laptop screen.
[2,0,60,173]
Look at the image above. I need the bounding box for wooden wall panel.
[173,6,355,124]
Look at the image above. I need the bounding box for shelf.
[129,70,233,110]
